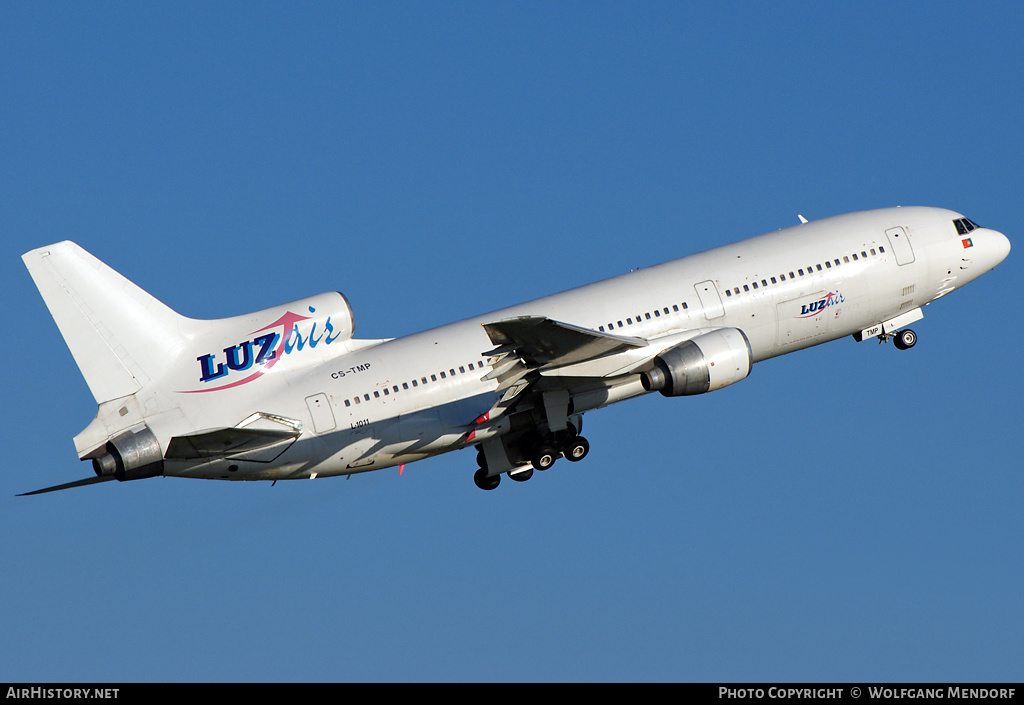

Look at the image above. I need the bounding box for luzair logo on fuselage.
[797,291,844,318]
[181,307,344,393]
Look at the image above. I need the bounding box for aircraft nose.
[969,228,1011,274]
[990,229,1011,266]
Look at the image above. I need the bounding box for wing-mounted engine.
[640,328,752,396]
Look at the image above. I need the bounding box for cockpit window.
[954,218,979,235]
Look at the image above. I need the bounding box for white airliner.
[20,206,1010,494]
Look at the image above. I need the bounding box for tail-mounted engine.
[640,328,753,396]
[91,426,164,482]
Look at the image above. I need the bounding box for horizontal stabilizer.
[18,475,115,496]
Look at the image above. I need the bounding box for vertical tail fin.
[22,241,191,405]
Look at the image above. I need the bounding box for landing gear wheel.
[509,467,534,482]
[474,467,500,491]
[531,445,558,471]
[893,329,917,350]
[563,436,590,462]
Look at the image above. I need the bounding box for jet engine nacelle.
[640,328,752,396]
[91,426,164,482]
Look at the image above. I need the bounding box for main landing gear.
[473,432,591,490]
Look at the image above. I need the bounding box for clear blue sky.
[2,2,1021,682]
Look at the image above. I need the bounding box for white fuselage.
[159,206,1009,482]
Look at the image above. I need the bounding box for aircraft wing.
[474,316,651,429]
[482,316,646,367]
[165,412,303,462]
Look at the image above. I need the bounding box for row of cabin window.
[598,302,690,332]
[722,246,886,298]
[343,360,487,407]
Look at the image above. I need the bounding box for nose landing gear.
[877,327,917,350]
[892,328,917,350]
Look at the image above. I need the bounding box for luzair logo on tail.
[183,306,345,393]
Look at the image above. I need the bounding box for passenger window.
[373,391,380,398]
[752,282,758,289]
[354,397,361,405]
[440,371,446,379]
[852,254,859,260]
[383,388,389,395]
[798,269,804,276]
[364,394,370,401]
[743,284,749,291]
[344,399,351,407]
[654,310,661,317]
[431,374,437,382]
[879,247,885,254]
[459,366,465,373]
[403,382,409,390]
[771,276,777,283]
[726,289,732,297]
